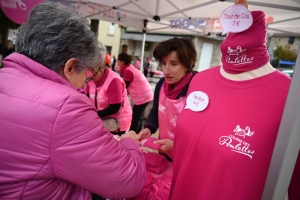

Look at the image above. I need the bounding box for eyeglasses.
[85,68,97,83]
[85,67,101,83]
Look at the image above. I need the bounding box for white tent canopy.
[49,0,300,69]
[50,0,300,35]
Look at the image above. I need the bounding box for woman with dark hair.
[118,53,153,133]
[136,37,198,199]
[0,2,145,199]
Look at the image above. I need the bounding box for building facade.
[96,20,122,59]
[120,31,224,71]
[95,22,299,71]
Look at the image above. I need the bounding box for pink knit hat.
[220,11,270,74]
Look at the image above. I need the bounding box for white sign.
[184,91,209,112]
[220,4,253,35]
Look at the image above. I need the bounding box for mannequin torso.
[220,62,276,81]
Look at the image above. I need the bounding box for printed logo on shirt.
[225,46,253,65]
[140,138,147,146]
[158,104,165,114]
[233,125,254,138]
[170,115,178,126]
[218,125,255,159]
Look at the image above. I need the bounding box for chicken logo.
[227,46,246,55]
[233,125,254,138]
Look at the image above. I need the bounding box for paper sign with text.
[184,91,209,112]
[220,4,253,35]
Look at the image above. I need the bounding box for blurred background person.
[135,57,141,70]
[136,37,197,199]
[105,52,111,68]
[111,55,116,71]
[149,57,158,83]
[86,64,132,136]
[118,53,153,133]
[1,40,14,68]
[0,2,145,199]
[2,40,14,59]
[143,57,150,78]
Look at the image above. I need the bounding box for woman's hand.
[154,139,173,154]
[120,130,138,142]
[137,128,151,141]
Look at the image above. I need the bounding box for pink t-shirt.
[123,65,153,105]
[123,69,134,82]
[170,67,291,200]
[107,78,123,104]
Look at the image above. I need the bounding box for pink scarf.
[220,11,270,74]
[163,72,193,100]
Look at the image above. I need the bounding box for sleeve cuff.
[144,123,157,134]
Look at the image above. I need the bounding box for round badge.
[184,91,209,112]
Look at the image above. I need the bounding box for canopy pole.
[140,19,148,72]
[140,32,146,72]
[262,47,300,199]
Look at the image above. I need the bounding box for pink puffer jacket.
[0,53,146,199]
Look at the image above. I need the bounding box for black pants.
[130,102,149,133]
[150,71,155,78]
[144,68,148,77]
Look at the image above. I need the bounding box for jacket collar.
[3,53,86,94]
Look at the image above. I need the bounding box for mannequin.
[220,0,275,81]
[169,0,292,199]
[220,62,275,80]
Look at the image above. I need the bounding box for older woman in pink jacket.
[0,2,145,200]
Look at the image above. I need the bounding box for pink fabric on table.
[143,152,168,174]
[140,137,162,150]
[134,172,172,200]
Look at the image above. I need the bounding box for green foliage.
[119,25,127,32]
[274,46,297,61]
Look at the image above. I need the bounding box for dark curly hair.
[117,53,133,65]
[153,37,197,72]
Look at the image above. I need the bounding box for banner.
[1,0,44,24]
